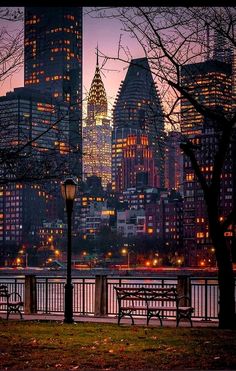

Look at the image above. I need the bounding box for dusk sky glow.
[0,7,144,118]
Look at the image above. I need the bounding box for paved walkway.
[1,313,218,327]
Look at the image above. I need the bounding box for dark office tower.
[112,58,164,193]
[180,60,233,266]
[0,87,69,250]
[213,31,233,64]
[24,7,82,177]
[181,60,232,137]
[212,29,236,113]
[164,131,183,194]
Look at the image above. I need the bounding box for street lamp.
[61,177,77,324]
[19,249,28,268]
[121,248,135,270]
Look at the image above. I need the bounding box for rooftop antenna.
[96,43,99,66]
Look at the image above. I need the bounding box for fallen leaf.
[119,346,125,352]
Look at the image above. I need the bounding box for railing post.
[82,278,85,315]
[204,279,208,321]
[24,275,37,314]
[177,274,191,306]
[94,275,107,317]
[45,278,48,314]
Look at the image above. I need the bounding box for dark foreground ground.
[0,320,235,370]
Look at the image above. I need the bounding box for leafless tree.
[0,7,23,21]
[0,26,23,84]
[0,9,83,185]
[89,6,236,329]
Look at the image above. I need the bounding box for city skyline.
[0,7,143,119]
[0,5,235,342]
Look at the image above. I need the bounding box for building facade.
[112,57,164,192]
[0,183,53,248]
[116,209,146,238]
[83,52,112,189]
[24,7,83,177]
[164,131,183,194]
[180,60,232,137]
[120,133,159,191]
[181,59,233,265]
[0,88,69,249]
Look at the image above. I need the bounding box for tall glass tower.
[24,7,82,177]
[112,57,164,192]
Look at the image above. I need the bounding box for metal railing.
[36,277,95,314]
[190,278,219,320]
[0,275,235,321]
[0,277,25,300]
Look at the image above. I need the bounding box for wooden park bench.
[115,286,194,327]
[0,285,24,319]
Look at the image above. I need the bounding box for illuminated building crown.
[87,47,108,119]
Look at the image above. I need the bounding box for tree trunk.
[208,214,236,329]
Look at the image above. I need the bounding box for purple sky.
[0,8,143,118]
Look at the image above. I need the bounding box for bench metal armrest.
[176,295,191,307]
[8,292,23,303]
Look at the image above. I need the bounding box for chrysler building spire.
[87,47,107,120]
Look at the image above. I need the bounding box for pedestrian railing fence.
[0,275,235,321]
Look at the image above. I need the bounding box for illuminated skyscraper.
[181,60,233,265]
[121,133,158,191]
[164,131,183,194]
[24,7,82,176]
[83,51,112,189]
[112,57,164,192]
[0,87,69,249]
[181,60,232,137]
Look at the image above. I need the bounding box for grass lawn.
[0,320,235,370]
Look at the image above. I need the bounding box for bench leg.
[118,311,122,325]
[177,311,193,327]
[158,313,163,327]
[7,306,23,320]
[118,311,134,325]
[18,308,23,320]
[147,311,163,326]
[176,314,180,327]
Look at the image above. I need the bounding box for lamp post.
[19,249,28,268]
[25,253,28,268]
[61,177,77,324]
[122,248,135,270]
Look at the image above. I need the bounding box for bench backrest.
[144,287,177,302]
[115,286,178,306]
[115,287,147,303]
[0,285,9,299]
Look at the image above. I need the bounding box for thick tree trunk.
[208,213,236,329]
